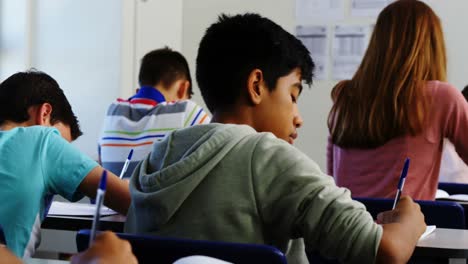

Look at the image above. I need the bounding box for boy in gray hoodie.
[125,13,425,264]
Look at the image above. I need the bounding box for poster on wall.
[350,0,393,17]
[296,25,328,80]
[332,25,371,80]
[296,0,344,23]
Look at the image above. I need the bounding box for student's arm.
[375,196,426,263]
[250,135,424,263]
[0,247,22,264]
[42,130,130,215]
[78,166,131,215]
[71,232,138,264]
[439,83,468,164]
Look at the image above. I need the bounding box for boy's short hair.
[196,13,314,113]
[0,70,82,140]
[138,47,193,97]
[463,85,468,102]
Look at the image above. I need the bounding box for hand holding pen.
[90,170,107,246]
[119,149,134,179]
[392,158,410,210]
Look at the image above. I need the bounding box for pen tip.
[128,149,134,160]
[99,170,107,190]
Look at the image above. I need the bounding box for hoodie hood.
[126,123,257,229]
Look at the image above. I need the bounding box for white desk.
[415,228,468,259]
[42,202,125,232]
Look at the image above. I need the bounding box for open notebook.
[47,201,118,216]
[435,189,468,202]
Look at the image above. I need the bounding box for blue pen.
[119,149,134,179]
[392,158,410,209]
[89,170,107,246]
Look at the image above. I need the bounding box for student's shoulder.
[4,126,62,150]
[428,81,461,101]
[428,81,467,114]
[13,126,60,138]
[250,132,316,167]
[166,99,204,110]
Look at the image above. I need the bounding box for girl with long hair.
[327,0,468,200]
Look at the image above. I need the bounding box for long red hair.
[328,0,447,148]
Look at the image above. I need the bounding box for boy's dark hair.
[196,13,314,112]
[138,47,193,97]
[0,70,82,140]
[463,85,468,102]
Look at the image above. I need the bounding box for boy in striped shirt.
[99,47,210,178]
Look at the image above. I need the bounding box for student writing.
[0,71,130,257]
[125,13,425,264]
[98,47,210,178]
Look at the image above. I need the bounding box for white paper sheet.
[47,201,117,216]
[296,0,344,23]
[332,25,371,80]
[419,225,436,241]
[350,0,393,17]
[174,256,232,264]
[296,25,328,80]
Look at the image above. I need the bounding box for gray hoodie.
[125,124,382,264]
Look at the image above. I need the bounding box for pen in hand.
[392,157,410,210]
[90,170,107,246]
[119,149,134,179]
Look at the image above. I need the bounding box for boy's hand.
[71,231,138,264]
[377,195,425,230]
[375,195,426,264]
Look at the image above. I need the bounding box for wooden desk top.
[415,228,468,258]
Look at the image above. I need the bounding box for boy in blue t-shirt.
[0,70,130,257]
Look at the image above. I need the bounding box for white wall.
[2,0,467,168]
[120,0,184,99]
[423,0,468,90]
[182,0,468,170]
[0,0,29,81]
[33,0,122,159]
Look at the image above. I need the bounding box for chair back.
[77,229,287,264]
[354,197,465,229]
[438,182,468,228]
[438,182,468,195]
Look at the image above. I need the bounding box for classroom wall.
[182,0,468,171]
[120,0,184,99]
[2,0,466,168]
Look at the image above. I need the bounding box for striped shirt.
[99,87,211,178]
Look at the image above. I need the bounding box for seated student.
[0,71,130,258]
[439,85,468,183]
[327,0,468,200]
[125,13,425,264]
[99,47,210,178]
[0,232,137,264]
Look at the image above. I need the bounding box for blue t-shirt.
[0,126,97,257]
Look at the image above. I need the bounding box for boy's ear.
[176,80,190,100]
[246,69,265,105]
[36,103,53,126]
